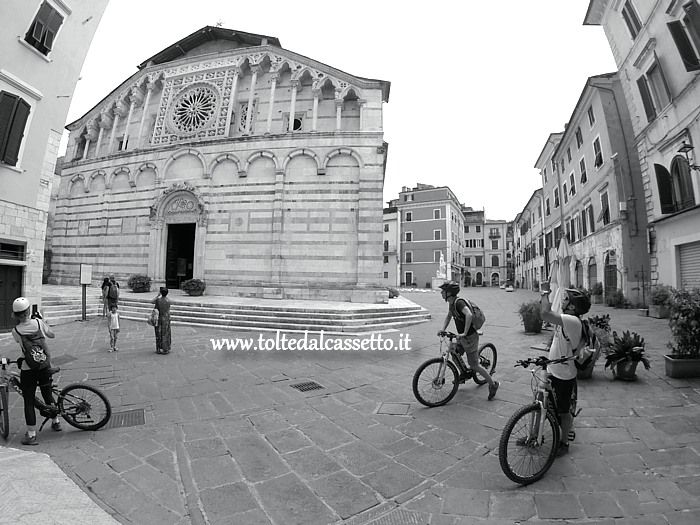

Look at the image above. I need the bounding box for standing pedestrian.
[151,287,171,354]
[107,305,120,352]
[10,297,62,445]
[438,281,499,400]
[107,275,120,311]
[101,276,111,317]
[540,286,591,456]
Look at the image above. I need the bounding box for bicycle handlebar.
[515,355,576,369]
[0,357,19,366]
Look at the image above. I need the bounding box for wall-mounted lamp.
[678,141,700,171]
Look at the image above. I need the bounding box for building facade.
[462,207,485,286]
[382,199,400,287]
[49,27,391,303]
[537,73,649,304]
[586,0,700,290]
[514,189,546,291]
[483,219,510,287]
[0,0,109,330]
[396,184,464,288]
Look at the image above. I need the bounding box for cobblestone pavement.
[1,288,699,524]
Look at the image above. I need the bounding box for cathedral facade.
[50,27,390,303]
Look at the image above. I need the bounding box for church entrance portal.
[166,223,195,289]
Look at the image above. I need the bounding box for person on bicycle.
[11,297,62,445]
[540,286,591,456]
[438,281,499,400]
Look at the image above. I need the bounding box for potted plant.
[649,284,672,319]
[590,282,603,304]
[577,314,610,379]
[181,278,206,296]
[604,330,650,381]
[664,287,700,378]
[127,274,152,293]
[518,300,542,334]
[605,288,627,308]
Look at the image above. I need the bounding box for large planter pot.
[664,355,700,378]
[648,304,670,319]
[612,360,639,381]
[591,294,603,304]
[187,289,204,297]
[577,361,596,379]
[523,317,542,334]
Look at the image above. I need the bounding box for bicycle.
[412,331,497,407]
[498,355,579,485]
[0,357,112,440]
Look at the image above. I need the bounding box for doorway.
[0,265,22,331]
[166,223,195,289]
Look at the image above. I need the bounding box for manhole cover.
[290,381,324,392]
[103,408,145,430]
[52,354,78,366]
[368,509,426,525]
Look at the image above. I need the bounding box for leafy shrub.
[605,289,626,308]
[518,300,542,333]
[387,287,400,299]
[667,287,700,359]
[127,274,151,293]
[181,278,206,295]
[650,284,673,307]
[590,282,603,296]
[604,330,650,370]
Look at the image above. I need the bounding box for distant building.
[462,207,485,286]
[484,219,509,287]
[396,184,464,288]
[49,26,391,303]
[536,73,648,303]
[382,200,400,287]
[514,189,545,291]
[585,1,700,289]
[0,0,109,330]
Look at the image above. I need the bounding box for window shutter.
[0,92,18,156]
[685,1,700,50]
[2,98,30,166]
[637,77,656,121]
[655,164,676,214]
[668,20,700,71]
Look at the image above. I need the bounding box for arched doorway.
[575,260,583,288]
[464,271,472,287]
[475,272,483,286]
[604,251,617,295]
[588,257,598,289]
[491,272,500,286]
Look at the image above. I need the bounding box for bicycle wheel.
[58,383,111,431]
[413,358,460,407]
[499,403,560,484]
[472,342,497,385]
[0,385,9,440]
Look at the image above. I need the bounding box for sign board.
[79,264,92,285]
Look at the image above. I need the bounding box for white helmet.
[12,297,30,313]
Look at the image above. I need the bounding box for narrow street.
[1,287,699,524]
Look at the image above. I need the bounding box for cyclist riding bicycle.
[540,286,591,456]
[438,281,499,400]
[10,297,62,445]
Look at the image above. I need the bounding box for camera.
[31,310,43,320]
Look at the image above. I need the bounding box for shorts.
[550,376,576,414]
[457,332,479,355]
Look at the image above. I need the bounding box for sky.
[62,0,617,221]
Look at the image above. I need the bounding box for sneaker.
[21,433,38,446]
[556,442,569,457]
[51,421,62,432]
[487,381,500,400]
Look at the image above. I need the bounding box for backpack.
[13,321,51,371]
[455,298,486,330]
[563,319,601,370]
[108,283,119,299]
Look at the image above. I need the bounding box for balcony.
[489,232,501,239]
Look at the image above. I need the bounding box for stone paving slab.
[1,287,699,524]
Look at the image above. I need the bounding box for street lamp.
[678,141,700,171]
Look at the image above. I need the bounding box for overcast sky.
[63,0,617,221]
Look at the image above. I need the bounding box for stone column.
[97,111,112,157]
[266,71,279,134]
[311,88,320,132]
[244,65,261,135]
[271,168,285,282]
[122,88,143,151]
[108,101,127,154]
[71,137,81,160]
[136,82,155,148]
[288,79,299,133]
[358,99,366,131]
[335,98,343,131]
[225,67,241,136]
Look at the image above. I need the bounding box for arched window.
[655,164,675,214]
[491,255,499,267]
[671,156,696,211]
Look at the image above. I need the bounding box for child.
[107,305,120,352]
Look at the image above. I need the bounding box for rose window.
[171,85,217,133]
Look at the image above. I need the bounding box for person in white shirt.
[107,306,120,352]
[540,287,591,456]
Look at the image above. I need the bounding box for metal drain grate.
[103,408,145,430]
[290,381,324,392]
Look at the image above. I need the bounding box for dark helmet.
[439,280,460,296]
[565,288,591,316]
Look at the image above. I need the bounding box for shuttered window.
[0,91,31,167]
[24,2,64,55]
[637,77,656,121]
[668,20,700,71]
[671,156,696,210]
[655,164,676,214]
[685,1,700,52]
[680,241,700,289]
[622,1,643,39]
